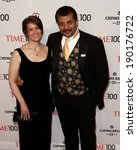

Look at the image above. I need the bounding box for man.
[47,6,109,150]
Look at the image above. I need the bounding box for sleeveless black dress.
[15,48,53,150]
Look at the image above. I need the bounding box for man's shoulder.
[47,31,62,45]
[80,30,101,41]
[49,31,62,37]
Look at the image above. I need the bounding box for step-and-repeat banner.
[0,0,119,150]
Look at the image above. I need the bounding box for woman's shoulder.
[12,48,22,56]
[42,44,49,54]
[20,43,28,52]
[10,48,21,63]
[42,44,48,50]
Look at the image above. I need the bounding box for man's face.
[57,13,78,38]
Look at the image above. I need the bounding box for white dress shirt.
[61,29,80,57]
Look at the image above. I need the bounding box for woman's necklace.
[34,46,41,56]
[35,48,40,56]
[29,44,42,56]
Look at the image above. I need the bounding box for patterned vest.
[56,41,88,96]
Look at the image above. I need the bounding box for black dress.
[15,48,53,150]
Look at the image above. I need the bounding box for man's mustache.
[63,29,71,33]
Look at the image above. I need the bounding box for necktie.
[63,38,70,60]
[63,30,79,61]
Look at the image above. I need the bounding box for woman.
[9,16,53,150]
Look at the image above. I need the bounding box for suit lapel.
[53,33,62,73]
[78,31,88,70]
[55,33,62,52]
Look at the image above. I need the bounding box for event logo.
[52,141,65,150]
[4,110,15,114]
[0,73,8,80]
[109,72,120,84]
[5,34,27,42]
[104,93,118,101]
[99,125,120,136]
[97,35,120,43]
[96,144,117,150]
[78,13,92,21]
[117,55,120,62]
[105,11,120,25]
[15,141,19,148]
[0,14,9,21]
[0,56,10,64]
[0,125,18,131]
[114,111,120,117]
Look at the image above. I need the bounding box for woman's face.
[26,23,43,42]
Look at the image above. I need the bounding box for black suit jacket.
[47,30,109,109]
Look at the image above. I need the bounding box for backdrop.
[0,0,120,150]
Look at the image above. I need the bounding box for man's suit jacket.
[47,30,109,110]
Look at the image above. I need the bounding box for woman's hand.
[20,102,30,121]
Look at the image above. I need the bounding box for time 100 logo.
[78,14,92,21]
[0,14,9,21]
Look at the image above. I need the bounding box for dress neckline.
[17,48,48,63]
